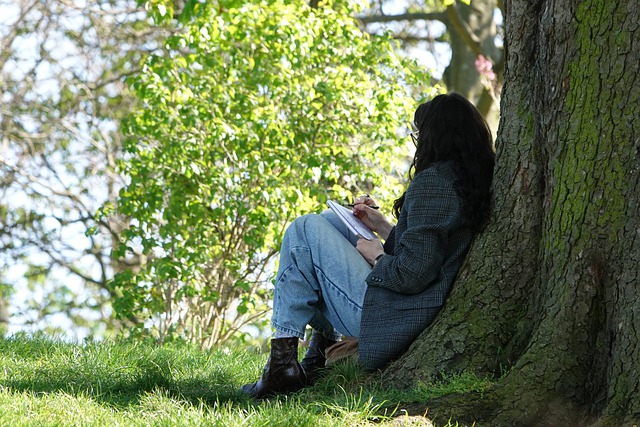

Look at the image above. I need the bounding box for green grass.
[0,334,493,426]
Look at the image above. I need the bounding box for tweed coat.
[359,161,474,371]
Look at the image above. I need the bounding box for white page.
[327,200,377,240]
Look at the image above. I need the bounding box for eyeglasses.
[409,123,419,147]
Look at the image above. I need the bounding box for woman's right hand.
[352,195,393,240]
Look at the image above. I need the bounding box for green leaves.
[112,0,432,346]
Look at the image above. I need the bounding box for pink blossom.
[475,55,497,81]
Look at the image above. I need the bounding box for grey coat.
[359,161,474,371]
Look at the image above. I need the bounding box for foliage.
[0,334,492,426]
[0,0,166,338]
[108,0,433,347]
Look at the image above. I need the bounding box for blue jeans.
[271,211,371,341]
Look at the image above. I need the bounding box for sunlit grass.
[0,333,492,426]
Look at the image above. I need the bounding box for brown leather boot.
[300,332,337,384]
[240,337,306,399]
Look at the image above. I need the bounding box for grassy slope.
[0,334,492,426]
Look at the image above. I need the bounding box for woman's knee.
[287,214,331,240]
[295,213,329,228]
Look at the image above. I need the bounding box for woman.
[241,92,495,399]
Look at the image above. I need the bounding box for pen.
[347,203,379,210]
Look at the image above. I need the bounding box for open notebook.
[327,200,377,240]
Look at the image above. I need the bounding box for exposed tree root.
[385,392,496,426]
[383,389,610,427]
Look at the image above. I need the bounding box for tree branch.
[0,0,39,69]
[357,11,448,25]
[445,4,483,58]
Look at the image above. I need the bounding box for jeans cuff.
[309,322,342,342]
[271,321,306,340]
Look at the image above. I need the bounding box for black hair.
[392,93,495,233]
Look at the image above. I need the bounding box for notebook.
[326,200,377,240]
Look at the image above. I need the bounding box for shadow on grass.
[2,361,253,408]
[1,334,486,425]
[0,334,258,409]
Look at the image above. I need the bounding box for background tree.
[0,0,166,337]
[109,0,432,347]
[385,0,639,425]
[358,0,503,129]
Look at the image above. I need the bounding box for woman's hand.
[352,195,393,240]
[356,238,385,266]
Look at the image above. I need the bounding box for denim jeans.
[271,210,371,341]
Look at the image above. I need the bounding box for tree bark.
[386,0,640,425]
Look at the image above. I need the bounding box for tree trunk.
[386,0,640,425]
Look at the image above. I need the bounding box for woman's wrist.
[372,253,385,267]
[376,223,393,241]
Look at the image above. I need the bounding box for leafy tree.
[385,0,640,425]
[0,0,166,336]
[110,0,432,347]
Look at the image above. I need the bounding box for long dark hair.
[392,93,495,232]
